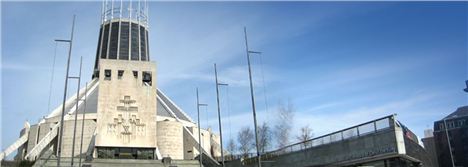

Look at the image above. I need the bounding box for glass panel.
[95,27,103,68]
[376,118,390,130]
[330,133,342,142]
[312,138,322,147]
[137,149,154,159]
[131,23,139,60]
[322,136,330,144]
[145,30,149,61]
[118,147,135,159]
[358,122,375,135]
[140,26,147,61]
[97,147,116,159]
[342,128,357,139]
[119,22,130,60]
[101,24,110,59]
[109,22,120,59]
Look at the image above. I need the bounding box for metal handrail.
[267,115,394,156]
[233,115,396,165]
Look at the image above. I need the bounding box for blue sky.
[1,1,467,154]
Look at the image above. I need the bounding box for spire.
[101,0,149,27]
[93,0,150,78]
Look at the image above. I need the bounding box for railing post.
[374,121,377,132]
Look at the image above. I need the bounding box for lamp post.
[197,88,208,167]
[56,15,76,167]
[214,63,228,167]
[244,27,262,167]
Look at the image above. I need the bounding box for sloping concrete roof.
[55,81,194,123]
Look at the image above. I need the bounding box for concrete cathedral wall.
[60,120,97,158]
[157,120,183,159]
[183,127,221,160]
[95,59,158,149]
[17,119,96,159]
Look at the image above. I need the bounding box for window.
[130,23,139,60]
[109,22,120,59]
[95,27,103,61]
[142,71,152,86]
[439,123,445,130]
[119,22,130,60]
[133,71,138,78]
[448,121,455,128]
[140,26,147,61]
[118,70,124,79]
[104,69,111,80]
[459,120,466,127]
[101,24,110,59]
[97,147,154,159]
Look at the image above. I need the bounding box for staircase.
[91,159,203,167]
[25,79,98,161]
[172,160,203,167]
[33,157,85,167]
[31,157,204,167]
[0,131,29,161]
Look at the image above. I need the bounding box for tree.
[296,125,313,147]
[258,122,272,153]
[237,126,254,157]
[227,138,236,155]
[274,99,295,148]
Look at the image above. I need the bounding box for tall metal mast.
[244,27,262,167]
[56,15,76,167]
[71,57,83,166]
[197,88,208,167]
[78,82,88,167]
[214,63,228,167]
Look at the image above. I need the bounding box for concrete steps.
[34,157,86,167]
[33,157,204,167]
[90,159,203,167]
[172,160,202,167]
[88,159,164,167]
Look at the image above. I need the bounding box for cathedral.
[0,0,221,164]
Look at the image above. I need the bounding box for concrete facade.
[422,129,439,167]
[157,120,184,159]
[183,127,221,160]
[95,59,158,149]
[433,106,468,167]
[60,119,96,158]
[227,116,432,167]
[5,3,224,162]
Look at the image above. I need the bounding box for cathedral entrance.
[96,147,155,159]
